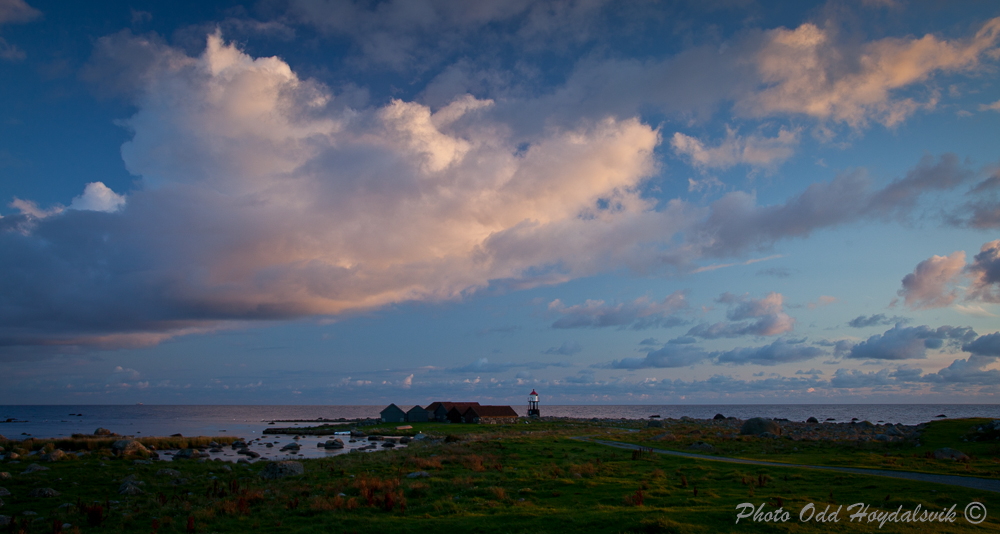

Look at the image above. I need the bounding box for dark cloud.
[549,292,688,330]
[865,153,973,218]
[847,314,910,328]
[637,338,659,346]
[966,240,1000,303]
[543,341,582,356]
[716,339,825,366]
[847,324,977,360]
[963,332,1000,357]
[921,355,1000,385]
[605,344,710,369]
[795,368,823,375]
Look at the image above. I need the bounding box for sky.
[1,0,999,406]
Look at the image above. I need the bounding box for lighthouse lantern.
[527,389,540,418]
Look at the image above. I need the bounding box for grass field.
[0,419,995,533]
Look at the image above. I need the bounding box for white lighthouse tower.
[527,389,540,418]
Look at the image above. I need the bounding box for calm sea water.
[1,404,997,441]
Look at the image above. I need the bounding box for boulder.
[119,483,144,496]
[112,440,150,458]
[933,448,969,461]
[759,432,779,439]
[874,434,891,442]
[713,413,726,420]
[399,437,411,444]
[173,449,201,461]
[323,439,344,450]
[412,433,427,441]
[886,426,904,437]
[231,441,247,450]
[28,488,59,498]
[0,473,10,481]
[22,464,49,474]
[94,428,112,436]
[740,418,781,436]
[806,417,819,424]
[647,419,664,428]
[42,449,66,462]
[279,443,300,452]
[259,461,304,479]
[687,441,714,452]
[5,453,19,461]
[653,433,677,441]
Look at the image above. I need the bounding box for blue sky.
[2,0,1000,405]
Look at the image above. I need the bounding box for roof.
[530,389,537,396]
[465,405,518,418]
[406,405,428,413]
[426,401,480,412]
[380,403,405,413]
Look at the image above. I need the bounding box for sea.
[2,404,998,441]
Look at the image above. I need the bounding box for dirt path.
[576,437,1000,493]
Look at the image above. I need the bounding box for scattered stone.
[740,418,781,436]
[406,471,430,478]
[94,428,112,436]
[22,464,49,474]
[806,417,819,424]
[933,448,969,461]
[259,461,304,479]
[687,441,714,452]
[28,488,59,498]
[713,413,726,420]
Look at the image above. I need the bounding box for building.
[463,405,519,424]
[406,405,429,423]
[527,389,540,418]
[425,401,480,422]
[380,403,406,423]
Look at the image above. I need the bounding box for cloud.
[897,251,966,309]
[716,338,825,366]
[795,368,824,375]
[606,344,711,369]
[0,0,40,24]
[921,354,1000,385]
[543,341,582,356]
[979,99,1000,112]
[966,240,1000,303]
[866,153,974,218]
[69,182,126,213]
[847,324,977,360]
[740,18,1000,127]
[963,332,1000,357]
[847,314,909,328]
[684,292,794,339]
[448,357,572,373]
[549,292,687,330]
[670,127,799,171]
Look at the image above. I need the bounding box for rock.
[122,474,143,484]
[119,483,144,496]
[886,426,904,437]
[399,437,411,444]
[265,443,273,448]
[231,441,247,450]
[41,450,65,462]
[22,464,49,474]
[806,417,819,424]
[133,460,151,465]
[382,442,395,448]
[653,433,677,441]
[933,448,969,461]
[740,418,781,436]
[323,439,344,450]
[759,432,779,439]
[687,441,714,452]
[156,469,181,478]
[0,488,9,497]
[350,430,366,438]
[5,453,19,461]
[112,440,150,458]
[28,488,59,498]
[713,413,726,420]
[406,471,430,478]
[259,461,304,479]
[279,443,300,452]
[413,433,427,440]
[209,448,223,453]
[220,465,232,472]
[874,434,891,442]
[0,497,3,507]
[173,449,201,460]
[647,419,664,428]
[94,428,112,436]
[0,515,9,527]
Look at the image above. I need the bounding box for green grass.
[620,418,1000,479]
[0,420,995,533]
